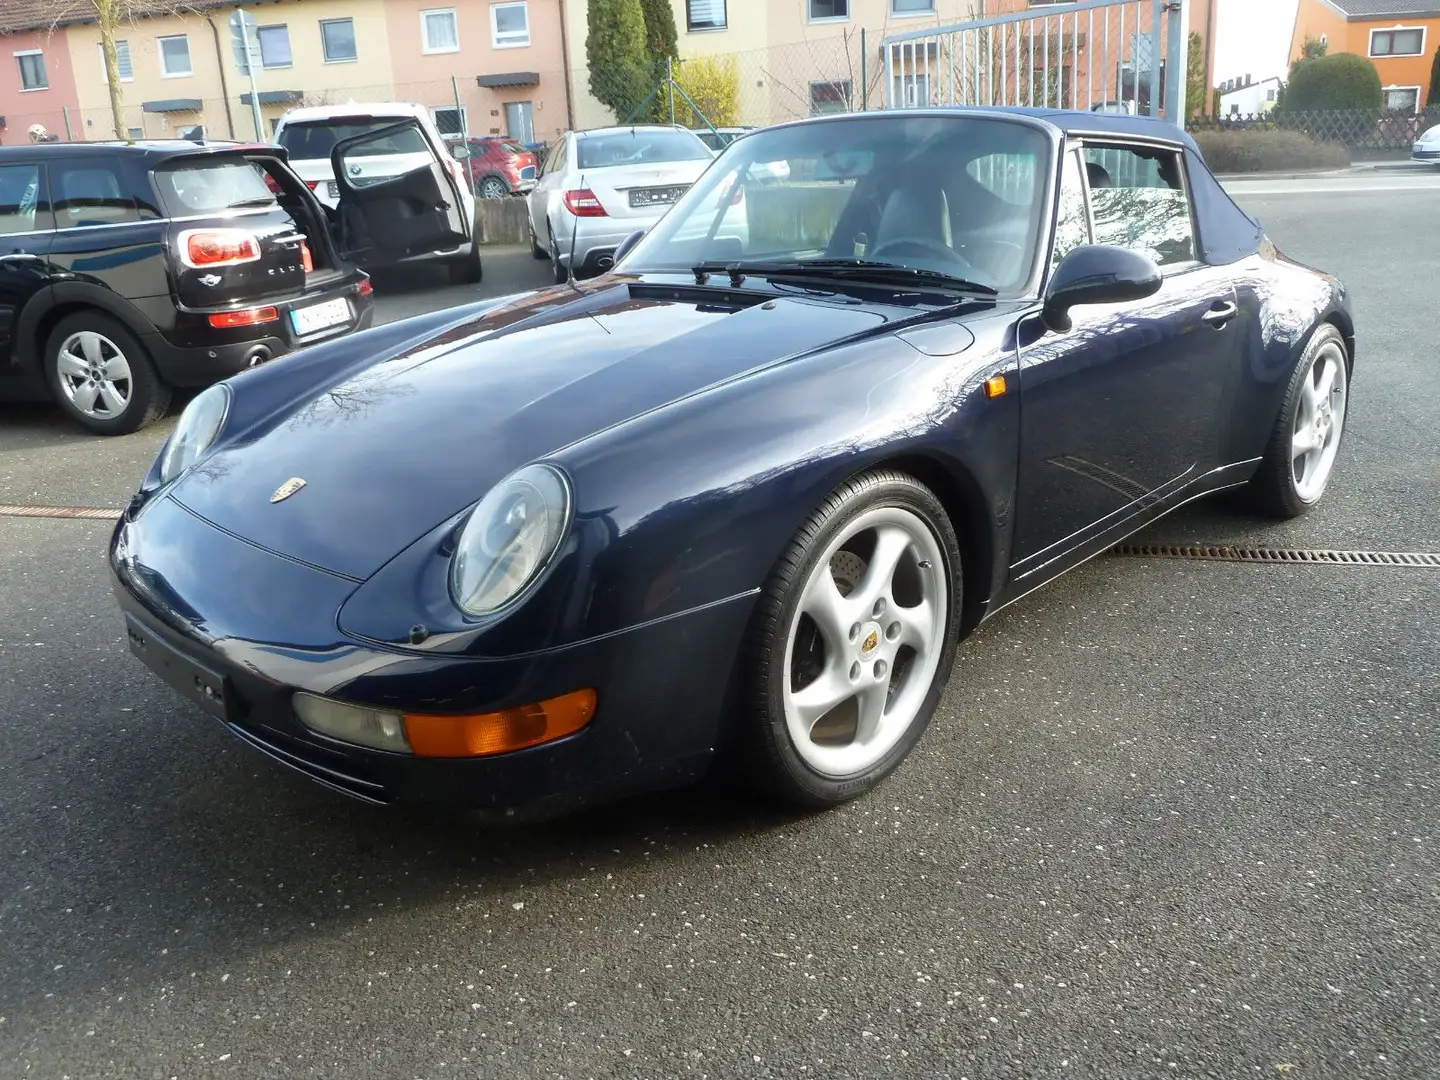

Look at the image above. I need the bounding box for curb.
[1215,162,1432,181]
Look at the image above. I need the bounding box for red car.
[466,137,537,198]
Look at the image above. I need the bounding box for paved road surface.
[1,185,1436,1079]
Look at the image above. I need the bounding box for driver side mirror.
[1042,244,1162,333]
[612,228,646,266]
[449,141,471,161]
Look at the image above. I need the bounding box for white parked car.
[528,125,729,283]
[1414,123,1440,165]
[273,102,481,283]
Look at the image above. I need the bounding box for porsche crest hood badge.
[270,477,307,503]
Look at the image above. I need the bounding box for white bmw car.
[528,125,742,282]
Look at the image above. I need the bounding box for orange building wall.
[1289,0,1349,62]
[1352,17,1440,105]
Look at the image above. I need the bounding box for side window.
[0,163,52,236]
[50,159,138,229]
[1050,149,1090,270]
[547,138,567,176]
[1082,144,1195,267]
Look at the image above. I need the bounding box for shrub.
[1280,52,1381,112]
[672,55,741,129]
[586,0,652,122]
[1193,129,1350,173]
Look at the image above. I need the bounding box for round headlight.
[159,383,230,484]
[450,463,571,617]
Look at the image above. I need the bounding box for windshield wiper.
[691,258,997,296]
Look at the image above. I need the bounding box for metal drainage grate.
[0,503,121,521]
[1111,543,1440,568]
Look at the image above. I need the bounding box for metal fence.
[881,0,1186,121]
[1189,106,1440,152]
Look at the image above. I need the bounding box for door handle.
[1201,301,1237,327]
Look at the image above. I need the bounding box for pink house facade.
[1,26,82,145]
[382,0,572,144]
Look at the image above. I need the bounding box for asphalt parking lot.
[1,177,1437,1078]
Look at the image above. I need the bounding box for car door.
[1010,140,1242,573]
[0,158,54,379]
[529,136,568,245]
[330,119,470,263]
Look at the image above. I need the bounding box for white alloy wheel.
[781,505,949,778]
[1290,338,1348,503]
[55,330,133,420]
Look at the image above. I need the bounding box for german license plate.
[628,185,688,208]
[125,614,229,721]
[326,180,340,199]
[290,297,350,337]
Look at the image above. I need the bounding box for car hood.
[169,283,892,580]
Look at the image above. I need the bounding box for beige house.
[61,1,399,141]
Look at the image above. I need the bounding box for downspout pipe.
[557,0,576,131]
[206,13,237,139]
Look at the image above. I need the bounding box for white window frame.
[431,104,468,139]
[1368,25,1426,58]
[808,0,849,22]
[319,18,358,63]
[15,49,48,91]
[890,0,935,17]
[491,2,530,48]
[809,79,852,116]
[686,0,727,32]
[100,40,134,83]
[158,34,192,78]
[421,8,460,54]
[1382,84,1422,112]
[256,24,293,69]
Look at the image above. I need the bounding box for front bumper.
[110,497,751,813]
[1412,145,1440,162]
[153,276,375,387]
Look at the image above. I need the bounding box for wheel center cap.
[858,621,882,658]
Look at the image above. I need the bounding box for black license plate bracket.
[125,614,231,720]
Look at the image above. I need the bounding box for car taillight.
[357,277,373,297]
[181,229,262,268]
[304,180,320,191]
[263,173,281,193]
[563,188,607,217]
[300,240,313,273]
[208,305,278,328]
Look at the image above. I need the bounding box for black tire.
[477,174,510,200]
[547,224,568,285]
[43,311,171,435]
[1247,323,1350,518]
[529,216,547,260]
[447,240,483,285]
[735,470,963,807]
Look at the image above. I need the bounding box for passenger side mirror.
[612,228,646,266]
[449,142,471,161]
[1042,244,1162,333]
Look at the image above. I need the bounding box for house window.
[809,80,851,116]
[1384,86,1420,112]
[891,0,935,14]
[159,35,192,77]
[1370,27,1424,57]
[1229,103,1239,115]
[100,41,134,82]
[432,105,467,138]
[1266,87,1276,101]
[422,8,460,53]
[16,50,48,91]
[809,0,849,20]
[492,2,530,47]
[258,25,292,68]
[505,100,535,142]
[320,19,357,63]
[687,0,726,32]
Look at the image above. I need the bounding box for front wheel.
[738,470,962,807]
[44,312,171,435]
[1247,323,1350,517]
[547,224,568,285]
[447,240,483,285]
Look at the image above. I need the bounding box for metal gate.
[882,0,1190,125]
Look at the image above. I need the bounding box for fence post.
[667,57,676,125]
[884,34,894,109]
[861,28,867,110]
[1164,0,1189,126]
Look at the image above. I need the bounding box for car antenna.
[566,173,584,292]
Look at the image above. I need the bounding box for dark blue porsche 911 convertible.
[112,107,1354,816]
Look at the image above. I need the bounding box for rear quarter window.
[51,159,138,228]
[153,157,277,215]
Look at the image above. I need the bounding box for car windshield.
[153,157,277,214]
[619,114,1053,295]
[575,130,713,170]
[277,118,427,160]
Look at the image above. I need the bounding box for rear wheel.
[44,312,170,435]
[547,223,567,285]
[478,174,510,199]
[737,470,961,807]
[1247,323,1350,517]
[529,215,547,260]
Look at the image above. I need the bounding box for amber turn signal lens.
[984,374,1007,398]
[404,689,597,758]
[208,305,278,328]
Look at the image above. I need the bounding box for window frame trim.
[157,34,193,78]
[1382,83,1422,112]
[99,40,135,83]
[256,24,294,70]
[491,1,531,48]
[421,7,461,54]
[319,17,359,64]
[14,49,49,92]
[686,0,728,33]
[889,0,936,19]
[1368,25,1426,58]
[807,0,851,24]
